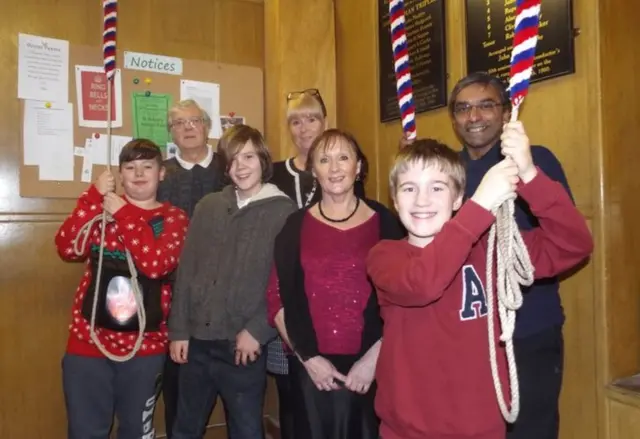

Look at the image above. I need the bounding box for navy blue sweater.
[461,143,573,338]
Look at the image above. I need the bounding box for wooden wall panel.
[264,0,337,160]
[607,391,640,439]
[599,0,640,384]
[0,1,267,438]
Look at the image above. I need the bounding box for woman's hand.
[345,340,381,394]
[303,356,347,391]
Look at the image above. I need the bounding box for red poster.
[81,71,115,121]
[75,66,122,128]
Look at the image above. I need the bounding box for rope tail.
[487,0,542,422]
[72,0,146,362]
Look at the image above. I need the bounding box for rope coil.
[72,213,147,362]
[485,190,534,423]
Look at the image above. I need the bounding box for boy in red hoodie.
[366,122,593,439]
[55,139,189,439]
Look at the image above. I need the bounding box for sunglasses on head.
[286,88,327,117]
[286,88,321,101]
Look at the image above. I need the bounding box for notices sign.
[75,65,123,128]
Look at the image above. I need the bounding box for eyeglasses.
[286,88,327,117]
[452,101,503,118]
[170,117,205,130]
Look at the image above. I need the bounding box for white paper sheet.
[90,134,132,166]
[22,101,74,181]
[179,79,222,138]
[18,33,69,103]
[74,65,123,128]
[81,138,93,183]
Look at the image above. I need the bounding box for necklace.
[318,197,360,223]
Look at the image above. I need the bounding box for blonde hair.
[389,139,466,198]
[286,92,326,122]
[167,99,212,131]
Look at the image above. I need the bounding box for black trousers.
[273,370,295,439]
[507,325,564,439]
[289,354,379,439]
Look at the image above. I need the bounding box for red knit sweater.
[55,185,189,357]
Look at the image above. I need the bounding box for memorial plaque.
[378,0,447,123]
[465,0,575,83]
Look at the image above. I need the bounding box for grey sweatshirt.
[168,183,297,345]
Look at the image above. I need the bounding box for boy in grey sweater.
[169,125,296,439]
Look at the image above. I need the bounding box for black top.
[157,155,224,218]
[271,158,366,208]
[274,199,405,361]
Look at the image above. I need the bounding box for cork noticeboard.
[19,44,264,199]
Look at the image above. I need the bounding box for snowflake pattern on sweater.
[55,185,189,357]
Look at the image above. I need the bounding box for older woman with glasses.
[267,129,404,439]
[267,89,365,439]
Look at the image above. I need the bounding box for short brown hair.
[389,139,466,198]
[119,138,163,168]
[216,124,273,182]
[306,128,369,182]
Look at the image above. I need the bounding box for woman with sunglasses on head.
[267,89,365,439]
[271,89,365,207]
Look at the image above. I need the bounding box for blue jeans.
[172,338,267,439]
[62,353,165,439]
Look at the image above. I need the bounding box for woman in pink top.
[266,129,404,439]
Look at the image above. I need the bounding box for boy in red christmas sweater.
[366,122,593,439]
[55,139,189,439]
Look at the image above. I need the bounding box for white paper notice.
[18,33,69,103]
[179,80,222,138]
[81,138,93,183]
[90,134,132,166]
[22,101,74,181]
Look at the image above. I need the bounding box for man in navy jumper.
[450,72,571,439]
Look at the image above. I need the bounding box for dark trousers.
[273,370,295,439]
[289,355,379,439]
[507,325,564,439]
[62,353,165,439]
[162,355,180,439]
[172,338,267,439]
